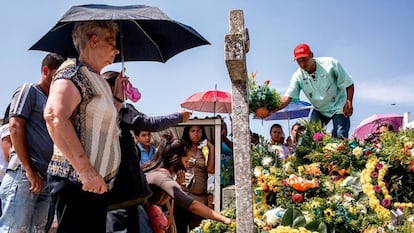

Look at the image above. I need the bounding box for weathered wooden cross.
[224,9,253,233]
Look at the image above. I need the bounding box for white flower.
[263,207,285,227]
[253,166,264,177]
[323,143,339,152]
[283,162,294,174]
[268,144,282,154]
[261,156,273,167]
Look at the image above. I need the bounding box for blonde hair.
[72,21,118,53]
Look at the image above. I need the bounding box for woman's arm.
[188,200,231,224]
[171,185,231,224]
[44,79,106,194]
[206,141,215,174]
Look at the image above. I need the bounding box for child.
[133,130,156,164]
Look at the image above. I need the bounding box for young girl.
[140,135,230,233]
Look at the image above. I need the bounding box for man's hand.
[343,100,353,117]
[26,169,44,194]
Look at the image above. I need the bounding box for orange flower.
[255,107,270,119]
[304,164,321,176]
[287,175,319,192]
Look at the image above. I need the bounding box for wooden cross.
[224,9,253,233]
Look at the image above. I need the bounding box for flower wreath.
[361,157,414,221]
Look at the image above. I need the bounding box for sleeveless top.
[186,149,208,203]
[47,59,121,190]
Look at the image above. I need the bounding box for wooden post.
[224,9,253,233]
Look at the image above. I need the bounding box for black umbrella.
[29,4,210,63]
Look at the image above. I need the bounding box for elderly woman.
[44,21,127,232]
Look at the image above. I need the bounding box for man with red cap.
[277,43,354,138]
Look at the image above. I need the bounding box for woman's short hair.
[72,21,118,52]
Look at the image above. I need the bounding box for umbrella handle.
[119,21,125,66]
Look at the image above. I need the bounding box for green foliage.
[281,207,306,228]
[294,120,325,159]
[305,220,327,233]
[190,207,236,233]
[248,72,281,114]
[221,158,234,186]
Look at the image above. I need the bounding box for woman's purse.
[146,200,174,233]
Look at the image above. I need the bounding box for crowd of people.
[0,11,360,233]
[0,20,233,233]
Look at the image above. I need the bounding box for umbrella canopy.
[264,101,312,121]
[180,90,232,114]
[255,100,312,134]
[29,4,210,63]
[353,113,403,141]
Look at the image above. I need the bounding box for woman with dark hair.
[140,134,230,233]
[174,125,215,232]
[269,123,290,159]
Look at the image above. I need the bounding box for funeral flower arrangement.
[195,121,414,233]
[248,72,282,118]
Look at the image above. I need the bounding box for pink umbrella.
[180,90,232,114]
[353,113,403,141]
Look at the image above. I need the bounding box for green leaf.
[281,207,306,228]
[306,220,327,233]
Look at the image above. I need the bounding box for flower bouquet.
[248,72,281,118]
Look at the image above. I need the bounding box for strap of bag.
[167,199,174,229]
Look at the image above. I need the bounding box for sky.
[1,1,414,139]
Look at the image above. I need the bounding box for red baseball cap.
[293,43,312,60]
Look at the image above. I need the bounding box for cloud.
[356,74,414,104]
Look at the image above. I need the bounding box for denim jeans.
[310,109,350,138]
[0,166,50,233]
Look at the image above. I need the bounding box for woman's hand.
[224,217,233,224]
[78,167,107,194]
[112,72,129,101]
[176,170,186,185]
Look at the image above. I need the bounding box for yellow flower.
[310,200,320,209]
[202,145,209,158]
[353,146,363,158]
[269,166,278,175]
[202,221,211,232]
[297,166,304,174]
[404,141,413,149]
[324,208,335,217]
